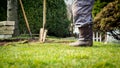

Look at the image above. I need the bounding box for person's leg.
[69,0,94,46]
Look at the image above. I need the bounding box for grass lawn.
[0,38,120,68]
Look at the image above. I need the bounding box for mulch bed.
[0,39,22,46]
[0,38,38,46]
[0,38,73,46]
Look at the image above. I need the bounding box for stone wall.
[0,21,15,39]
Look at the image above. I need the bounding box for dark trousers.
[72,0,94,27]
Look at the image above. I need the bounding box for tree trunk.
[7,0,19,36]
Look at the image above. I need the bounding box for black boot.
[69,25,93,47]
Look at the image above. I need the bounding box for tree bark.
[7,0,19,36]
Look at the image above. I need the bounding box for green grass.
[0,38,120,68]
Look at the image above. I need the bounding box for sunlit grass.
[0,38,120,68]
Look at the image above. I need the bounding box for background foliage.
[0,0,119,38]
[18,0,70,37]
[92,0,114,17]
[0,0,7,21]
[94,1,120,31]
[93,0,120,40]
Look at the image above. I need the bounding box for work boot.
[69,40,93,47]
[69,25,93,47]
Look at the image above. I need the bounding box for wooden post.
[100,33,102,42]
[93,32,95,41]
